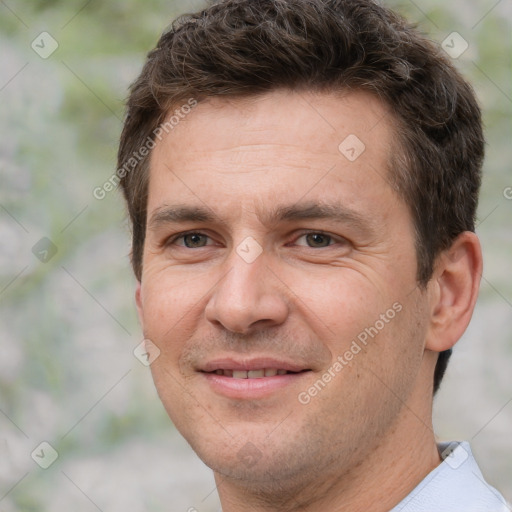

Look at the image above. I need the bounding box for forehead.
[159,89,394,155]
[147,89,402,226]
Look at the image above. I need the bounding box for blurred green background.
[0,1,510,510]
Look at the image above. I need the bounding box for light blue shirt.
[390,441,510,511]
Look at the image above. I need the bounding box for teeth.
[213,368,290,379]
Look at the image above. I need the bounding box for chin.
[187,425,319,488]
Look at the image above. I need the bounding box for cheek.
[139,271,207,352]
[289,265,425,393]
[140,273,207,425]
[289,268,397,348]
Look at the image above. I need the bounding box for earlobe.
[425,232,482,353]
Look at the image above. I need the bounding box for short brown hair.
[118,0,484,393]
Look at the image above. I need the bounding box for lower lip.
[201,372,309,399]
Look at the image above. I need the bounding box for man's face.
[137,90,433,489]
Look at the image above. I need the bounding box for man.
[117,0,509,510]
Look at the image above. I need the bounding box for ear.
[425,231,482,352]
[135,280,144,329]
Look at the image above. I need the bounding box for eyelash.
[166,230,345,249]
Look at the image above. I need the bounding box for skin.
[135,89,482,511]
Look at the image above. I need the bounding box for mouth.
[204,368,310,378]
[199,357,312,399]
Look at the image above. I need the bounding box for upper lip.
[200,357,309,373]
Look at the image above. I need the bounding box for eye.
[295,231,340,248]
[166,230,345,250]
[170,232,212,248]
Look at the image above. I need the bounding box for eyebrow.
[148,201,376,234]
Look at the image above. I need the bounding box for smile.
[208,368,306,378]
[200,359,312,399]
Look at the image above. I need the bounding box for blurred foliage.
[1,0,510,510]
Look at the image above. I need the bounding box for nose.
[204,247,289,334]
